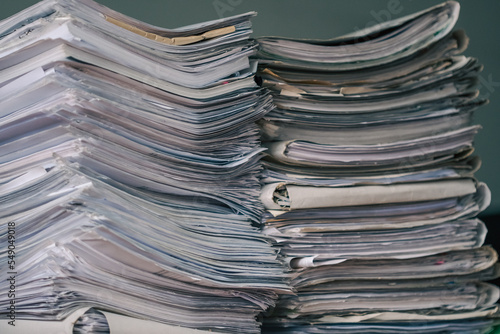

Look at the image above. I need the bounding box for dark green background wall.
[2,0,499,215]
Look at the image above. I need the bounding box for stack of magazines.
[257,2,500,333]
[0,0,288,333]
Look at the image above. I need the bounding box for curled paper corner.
[267,209,287,217]
[289,256,348,269]
[279,84,307,97]
[262,141,295,163]
[476,182,491,212]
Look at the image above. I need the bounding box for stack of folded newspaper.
[0,0,288,333]
[257,2,500,333]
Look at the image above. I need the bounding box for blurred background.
[1,0,498,254]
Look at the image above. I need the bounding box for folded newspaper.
[256,1,499,333]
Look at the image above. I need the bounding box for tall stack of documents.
[0,0,288,333]
[257,2,500,333]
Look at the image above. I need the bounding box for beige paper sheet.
[261,179,477,210]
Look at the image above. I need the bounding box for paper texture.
[0,308,221,334]
[261,179,477,210]
[105,16,236,46]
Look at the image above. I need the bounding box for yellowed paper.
[105,16,235,46]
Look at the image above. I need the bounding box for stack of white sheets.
[0,0,288,333]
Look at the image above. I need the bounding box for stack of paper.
[0,0,288,333]
[257,2,499,333]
